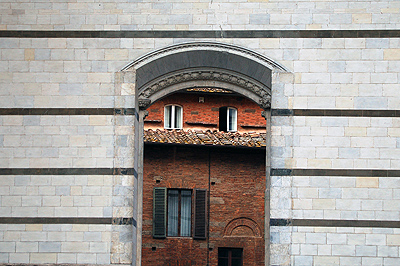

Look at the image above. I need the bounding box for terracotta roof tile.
[144,129,266,148]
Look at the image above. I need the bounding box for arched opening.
[121,42,289,265]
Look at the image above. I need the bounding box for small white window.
[227,107,237,132]
[164,105,183,129]
[219,107,237,132]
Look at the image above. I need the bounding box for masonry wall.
[143,144,265,266]
[0,38,137,264]
[1,0,400,265]
[1,35,400,265]
[1,0,399,30]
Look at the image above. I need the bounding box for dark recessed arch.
[136,50,272,91]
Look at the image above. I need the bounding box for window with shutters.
[167,189,192,237]
[218,248,243,266]
[153,188,207,239]
[164,105,183,129]
[219,107,237,132]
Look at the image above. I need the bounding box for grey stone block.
[294,255,313,266]
[354,97,387,109]
[39,242,61,252]
[84,232,102,241]
[117,135,128,147]
[328,61,346,72]
[152,3,172,10]
[366,39,390,49]
[35,49,51,60]
[283,49,299,60]
[270,232,280,244]
[42,148,59,157]
[339,148,360,158]
[56,186,70,196]
[92,61,108,72]
[332,244,355,256]
[14,176,30,186]
[356,245,377,256]
[103,207,112,217]
[15,96,34,108]
[319,188,342,199]
[16,242,37,252]
[249,14,270,25]
[169,14,192,24]
[59,84,83,96]
[0,253,8,263]
[23,116,40,126]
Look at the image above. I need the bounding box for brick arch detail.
[224,217,262,237]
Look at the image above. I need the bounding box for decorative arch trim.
[121,41,289,110]
[224,217,262,237]
[121,41,290,73]
[138,68,271,110]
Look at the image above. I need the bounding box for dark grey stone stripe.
[1,108,398,117]
[0,30,399,39]
[0,108,135,115]
[0,168,137,176]
[271,168,400,177]
[0,217,136,226]
[272,109,400,117]
[1,168,398,177]
[271,219,400,228]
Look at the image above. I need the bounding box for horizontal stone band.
[0,217,136,226]
[1,168,398,177]
[0,30,399,39]
[272,109,400,117]
[0,108,135,116]
[271,168,400,177]
[1,108,399,117]
[0,168,137,176]
[271,219,400,228]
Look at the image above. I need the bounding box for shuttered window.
[153,187,207,239]
[194,189,207,239]
[167,189,192,237]
[153,187,167,238]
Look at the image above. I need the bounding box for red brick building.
[142,90,266,265]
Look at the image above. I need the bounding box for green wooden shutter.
[153,187,167,238]
[219,107,227,132]
[194,189,207,239]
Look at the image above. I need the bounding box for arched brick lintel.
[224,217,262,237]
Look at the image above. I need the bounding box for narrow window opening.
[164,105,183,129]
[219,107,237,132]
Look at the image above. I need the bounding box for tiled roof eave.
[144,141,266,149]
[144,129,266,149]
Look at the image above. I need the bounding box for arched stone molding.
[122,41,289,111]
[137,68,272,110]
[224,217,262,237]
[122,41,290,73]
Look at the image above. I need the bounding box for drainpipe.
[207,148,211,266]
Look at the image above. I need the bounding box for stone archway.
[119,41,289,265]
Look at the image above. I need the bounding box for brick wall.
[144,92,266,132]
[142,144,266,265]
